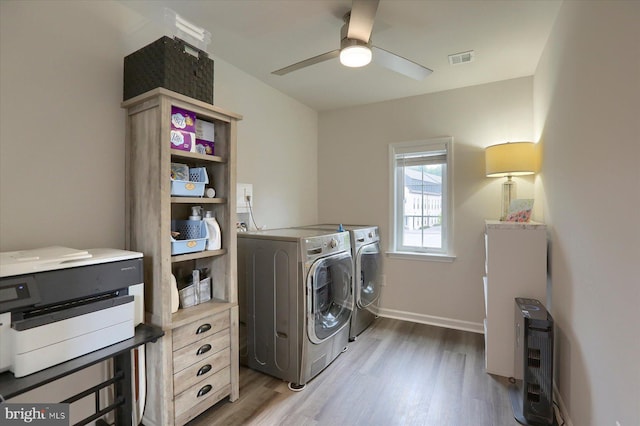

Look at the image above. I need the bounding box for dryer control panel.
[352,226,380,246]
[303,231,350,262]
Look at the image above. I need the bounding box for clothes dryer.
[238,228,353,389]
[300,225,382,340]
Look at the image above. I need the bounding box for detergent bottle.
[204,211,221,250]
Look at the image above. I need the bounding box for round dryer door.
[356,242,382,309]
[306,251,353,344]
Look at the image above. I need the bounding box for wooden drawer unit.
[172,311,230,350]
[173,347,230,396]
[173,327,230,374]
[174,366,232,425]
[172,312,232,425]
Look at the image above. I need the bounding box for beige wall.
[318,77,535,329]
[0,1,129,251]
[0,0,317,252]
[534,1,640,425]
[215,61,319,231]
[0,0,317,416]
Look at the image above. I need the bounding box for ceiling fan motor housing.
[339,21,372,67]
[340,37,371,51]
[340,20,371,47]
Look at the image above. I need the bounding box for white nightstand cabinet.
[483,220,547,378]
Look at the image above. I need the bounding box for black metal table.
[0,323,164,426]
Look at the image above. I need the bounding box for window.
[389,137,453,259]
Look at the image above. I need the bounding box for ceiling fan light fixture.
[271,0,431,79]
[339,39,372,67]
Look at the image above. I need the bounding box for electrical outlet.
[236,183,253,213]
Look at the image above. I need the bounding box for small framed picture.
[506,199,534,222]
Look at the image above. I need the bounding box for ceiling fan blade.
[372,46,433,81]
[347,0,379,42]
[272,50,340,76]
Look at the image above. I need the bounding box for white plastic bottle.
[189,206,202,221]
[204,211,221,250]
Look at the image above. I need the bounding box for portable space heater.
[509,297,557,426]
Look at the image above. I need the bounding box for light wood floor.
[188,317,519,426]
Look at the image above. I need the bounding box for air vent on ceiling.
[448,50,475,65]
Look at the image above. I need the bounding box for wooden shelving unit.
[122,88,242,425]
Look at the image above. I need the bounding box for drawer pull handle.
[197,384,212,398]
[197,364,212,376]
[196,323,212,334]
[196,344,212,356]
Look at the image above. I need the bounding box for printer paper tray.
[11,301,134,377]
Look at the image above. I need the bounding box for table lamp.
[485,142,536,220]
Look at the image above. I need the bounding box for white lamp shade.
[339,45,372,68]
[485,142,537,177]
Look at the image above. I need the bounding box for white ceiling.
[120,0,562,111]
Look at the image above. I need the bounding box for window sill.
[386,251,456,262]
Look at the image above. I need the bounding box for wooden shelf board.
[171,249,227,263]
[171,149,225,164]
[171,301,236,329]
[171,197,226,204]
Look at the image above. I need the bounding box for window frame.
[388,137,455,261]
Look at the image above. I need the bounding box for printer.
[0,246,144,378]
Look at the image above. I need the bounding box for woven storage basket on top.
[124,36,214,103]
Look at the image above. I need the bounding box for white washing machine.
[300,225,382,340]
[238,228,353,389]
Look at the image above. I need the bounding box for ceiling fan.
[271,0,433,80]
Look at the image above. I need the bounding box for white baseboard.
[553,382,573,426]
[373,306,484,334]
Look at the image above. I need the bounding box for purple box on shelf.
[170,129,195,152]
[171,106,196,133]
[195,139,215,156]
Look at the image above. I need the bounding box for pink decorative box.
[171,106,196,133]
[170,129,195,152]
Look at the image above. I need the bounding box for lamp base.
[501,177,516,221]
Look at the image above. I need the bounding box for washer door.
[356,242,382,309]
[307,251,353,344]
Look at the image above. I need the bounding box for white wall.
[0,0,317,417]
[534,1,640,425]
[210,55,318,231]
[318,77,535,329]
[0,1,129,251]
[0,0,317,251]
